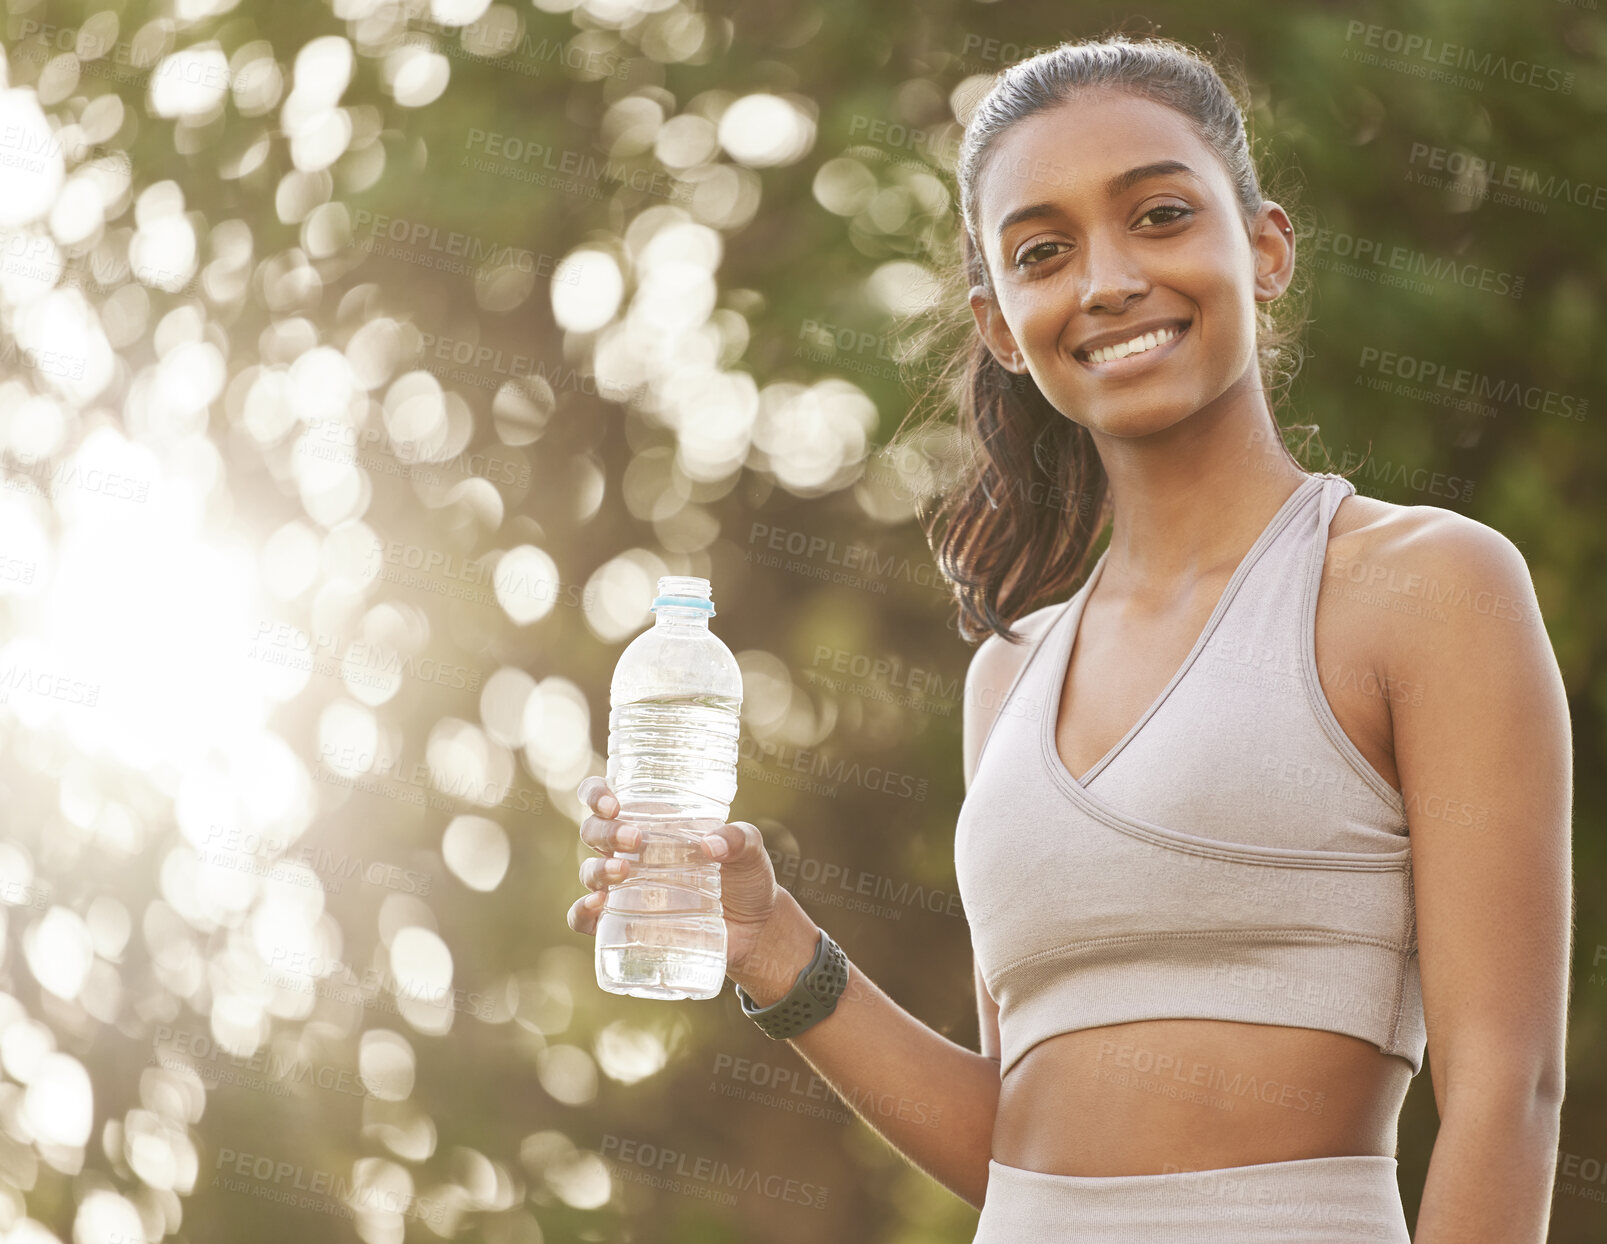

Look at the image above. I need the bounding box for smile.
[1075,320,1191,372]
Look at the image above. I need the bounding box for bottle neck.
[653,609,710,627]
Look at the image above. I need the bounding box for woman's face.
[969,88,1294,439]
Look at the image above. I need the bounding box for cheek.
[1004,288,1067,349]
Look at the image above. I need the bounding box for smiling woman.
[567,26,1570,1244]
[872,29,1566,1244]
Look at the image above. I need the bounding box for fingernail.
[620,828,640,849]
[602,796,618,816]
[703,835,727,858]
[605,859,625,878]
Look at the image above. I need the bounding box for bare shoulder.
[962,600,1064,789]
[1323,487,1543,648]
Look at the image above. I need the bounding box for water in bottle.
[596,575,743,1000]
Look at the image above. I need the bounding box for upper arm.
[963,609,1057,1065]
[1372,511,1572,1111]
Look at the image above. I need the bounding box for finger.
[580,813,641,854]
[566,889,605,935]
[581,856,629,889]
[695,820,760,862]
[576,776,619,818]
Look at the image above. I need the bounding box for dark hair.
[892,31,1315,645]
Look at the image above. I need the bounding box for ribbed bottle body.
[596,577,742,1000]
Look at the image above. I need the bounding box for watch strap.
[735,928,847,1040]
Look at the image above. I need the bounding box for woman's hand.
[567,775,784,983]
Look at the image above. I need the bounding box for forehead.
[974,90,1220,237]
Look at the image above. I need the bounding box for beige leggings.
[971,1153,1412,1243]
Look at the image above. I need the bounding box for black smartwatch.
[735,928,848,1040]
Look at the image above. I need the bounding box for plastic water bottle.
[596,575,743,1000]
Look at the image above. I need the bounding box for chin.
[1071,395,1198,439]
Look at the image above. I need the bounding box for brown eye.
[1013,240,1066,269]
[1139,205,1193,227]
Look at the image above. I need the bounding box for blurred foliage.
[0,0,1600,1241]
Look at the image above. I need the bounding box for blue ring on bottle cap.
[652,594,715,613]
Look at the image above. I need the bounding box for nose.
[1078,233,1148,315]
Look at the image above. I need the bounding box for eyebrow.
[994,160,1203,242]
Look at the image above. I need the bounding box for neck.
[1089,394,1309,597]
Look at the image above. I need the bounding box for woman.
[568,33,1571,1244]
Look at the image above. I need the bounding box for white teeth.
[1083,324,1183,364]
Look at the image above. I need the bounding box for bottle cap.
[651,575,715,616]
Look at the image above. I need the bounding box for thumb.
[702,820,766,868]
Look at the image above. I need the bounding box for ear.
[1249,202,1296,302]
[968,283,1027,373]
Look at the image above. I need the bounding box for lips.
[1074,320,1192,373]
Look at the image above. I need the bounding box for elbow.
[1534,1062,1567,1112]
[1442,1059,1566,1126]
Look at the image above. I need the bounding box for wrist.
[730,890,821,1007]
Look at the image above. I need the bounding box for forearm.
[733,889,1000,1209]
[1412,1090,1562,1244]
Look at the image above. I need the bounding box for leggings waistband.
[973,1153,1410,1243]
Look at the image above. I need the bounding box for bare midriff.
[991,1018,1414,1175]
